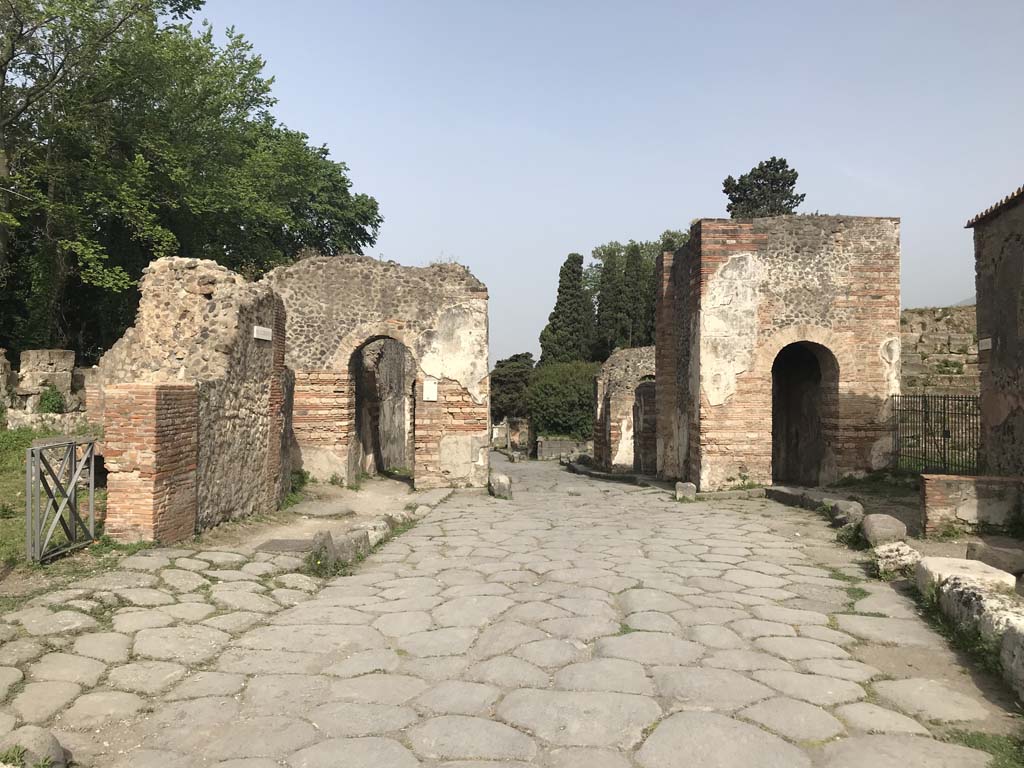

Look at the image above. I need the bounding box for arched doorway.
[771,341,838,485]
[349,337,417,483]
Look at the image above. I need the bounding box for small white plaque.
[253,325,273,341]
[423,378,438,402]
[979,337,993,352]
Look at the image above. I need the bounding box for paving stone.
[108,661,187,693]
[834,702,929,734]
[723,569,790,589]
[673,607,750,627]
[134,625,230,664]
[323,649,401,678]
[834,615,943,647]
[545,747,632,768]
[624,611,681,632]
[798,624,856,646]
[873,678,990,722]
[112,609,175,633]
[308,700,418,736]
[71,632,130,664]
[0,724,66,766]
[61,690,144,729]
[330,673,429,704]
[852,590,919,619]
[211,590,280,614]
[77,571,158,590]
[702,650,794,671]
[687,625,747,649]
[204,716,318,760]
[242,561,279,576]
[752,670,865,706]
[159,602,217,622]
[173,557,209,571]
[514,638,588,668]
[0,712,13,737]
[470,620,546,658]
[498,689,661,748]
[160,568,210,592]
[121,554,171,571]
[555,658,653,694]
[202,612,262,634]
[271,588,310,606]
[799,658,881,682]
[396,627,478,657]
[276,573,320,592]
[466,656,549,688]
[12,680,80,722]
[243,674,335,713]
[730,619,796,639]
[0,666,23,701]
[818,734,991,767]
[372,611,433,636]
[120,588,176,607]
[740,696,845,741]
[408,714,537,760]
[751,604,829,625]
[413,680,500,715]
[271,603,372,625]
[653,666,773,711]
[205,569,262,583]
[0,639,44,666]
[287,736,419,768]
[29,652,105,686]
[217,648,328,675]
[596,632,703,666]
[165,671,246,700]
[196,551,248,565]
[17,608,98,636]
[539,616,620,641]
[636,711,811,767]
[754,636,850,660]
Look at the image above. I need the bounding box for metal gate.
[25,437,97,562]
[892,394,981,475]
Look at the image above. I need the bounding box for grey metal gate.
[892,394,981,475]
[25,436,97,562]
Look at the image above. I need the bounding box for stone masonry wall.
[658,216,901,491]
[96,258,287,535]
[900,306,980,394]
[921,474,1023,536]
[264,255,490,489]
[973,197,1024,476]
[594,346,656,473]
[102,384,198,542]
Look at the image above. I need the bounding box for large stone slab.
[834,615,943,647]
[915,556,1016,594]
[134,625,230,664]
[407,714,537,760]
[818,734,991,767]
[873,678,990,723]
[595,632,703,666]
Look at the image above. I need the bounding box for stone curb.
[565,462,641,485]
[912,556,1024,702]
[765,486,865,530]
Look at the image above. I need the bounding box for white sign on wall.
[423,378,438,402]
[253,326,273,341]
[979,337,993,352]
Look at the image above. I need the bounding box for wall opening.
[633,377,657,474]
[772,341,838,485]
[348,337,417,484]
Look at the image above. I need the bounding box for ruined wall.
[658,216,901,490]
[96,258,288,536]
[264,255,489,489]
[900,306,979,394]
[594,346,656,473]
[972,193,1024,476]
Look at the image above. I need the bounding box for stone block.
[861,514,907,547]
[967,542,1024,577]
[1000,620,1024,701]
[829,500,865,528]
[675,482,697,502]
[489,472,512,500]
[915,556,1016,596]
[873,542,921,579]
[0,726,66,767]
[309,530,338,571]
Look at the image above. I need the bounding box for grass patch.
[0,746,26,765]
[916,589,1003,675]
[617,623,637,635]
[836,523,869,550]
[830,470,919,498]
[303,518,418,579]
[942,730,1024,768]
[826,567,862,584]
[280,469,311,509]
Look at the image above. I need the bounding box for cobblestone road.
[4,456,1017,766]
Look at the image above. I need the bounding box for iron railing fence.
[892,394,981,476]
[25,437,97,562]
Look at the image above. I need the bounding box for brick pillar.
[265,299,288,508]
[655,250,676,478]
[103,383,198,543]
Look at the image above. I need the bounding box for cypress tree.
[539,253,592,364]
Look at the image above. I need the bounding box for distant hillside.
[956,296,976,306]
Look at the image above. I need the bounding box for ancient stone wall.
[96,258,288,536]
[264,255,489,489]
[972,192,1024,476]
[900,306,979,394]
[594,346,656,473]
[657,216,901,491]
[920,473,1022,536]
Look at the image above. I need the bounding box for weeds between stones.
[942,729,1024,768]
[914,589,1003,676]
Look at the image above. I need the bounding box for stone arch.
[770,340,840,485]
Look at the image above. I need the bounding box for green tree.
[0,3,382,359]
[722,156,805,218]
[489,352,534,423]
[524,361,599,440]
[539,253,593,365]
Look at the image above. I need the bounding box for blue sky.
[200,0,1024,364]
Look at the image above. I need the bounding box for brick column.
[103,383,198,543]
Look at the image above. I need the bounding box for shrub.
[524,361,599,441]
[37,384,66,414]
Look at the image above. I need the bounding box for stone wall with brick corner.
[594,346,656,473]
[96,257,288,533]
[263,253,490,489]
[900,305,980,394]
[970,189,1024,476]
[102,383,198,543]
[657,216,901,491]
[920,473,1024,536]
[536,437,592,461]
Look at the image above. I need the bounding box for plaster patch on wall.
[700,253,765,406]
[416,300,489,405]
[612,415,634,468]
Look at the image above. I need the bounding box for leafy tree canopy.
[490,352,534,423]
[524,361,599,441]
[722,156,805,218]
[0,1,382,361]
